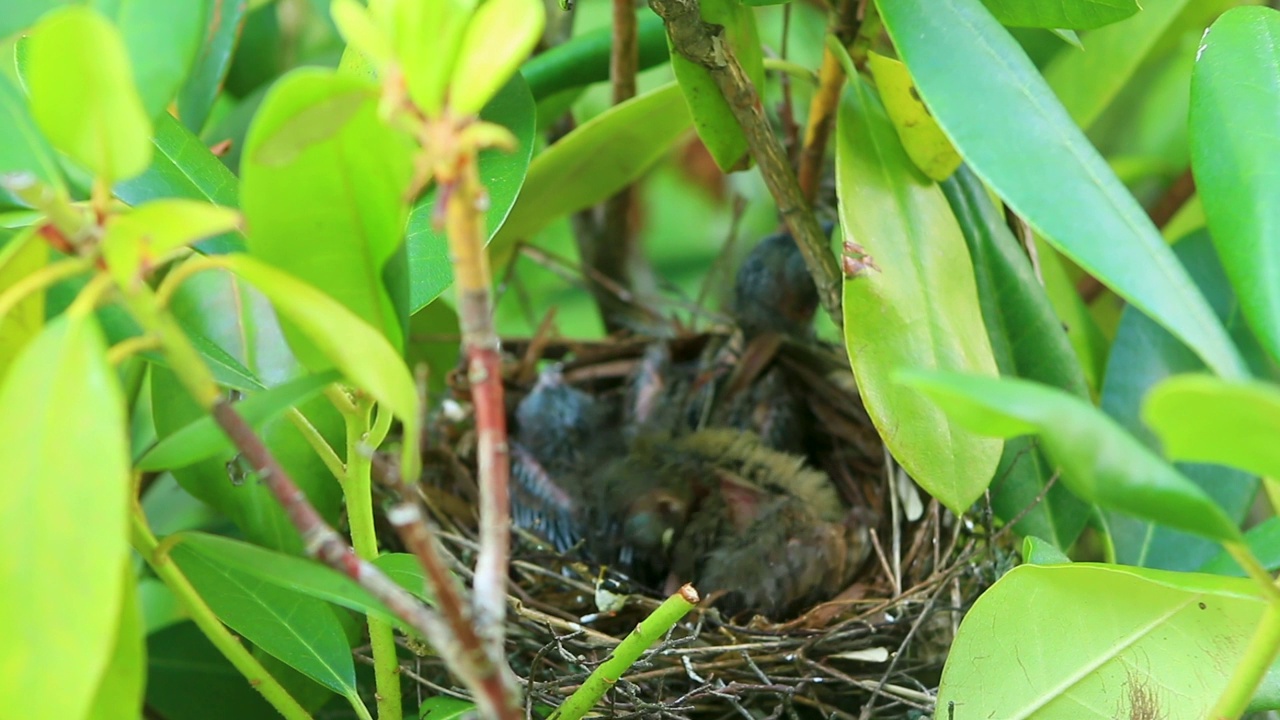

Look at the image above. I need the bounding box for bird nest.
[400,325,1014,719]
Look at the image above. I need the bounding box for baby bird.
[730,228,823,340]
[511,366,617,553]
[605,429,868,618]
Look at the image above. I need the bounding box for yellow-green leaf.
[867,50,961,181]
[0,312,130,720]
[0,226,47,381]
[449,0,545,114]
[24,6,151,182]
[101,200,240,288]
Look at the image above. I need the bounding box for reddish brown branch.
[208,401,518,719]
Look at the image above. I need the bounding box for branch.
[649,0,843,325]
[210,401,521,720]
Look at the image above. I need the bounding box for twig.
[796,0,867,205]
[209,400,518,719]
[549,585,701,719]
[649,0,843,325]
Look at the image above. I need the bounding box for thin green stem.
[287,406,347,482]
[549,585,700,720]
[1210,599,1280,719]
[343,397,402,719]
[0,256,91,323]
[155,254,222,308]
[131,510,312,720]
[1225,542,1280,603]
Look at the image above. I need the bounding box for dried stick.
[649,0,843,325]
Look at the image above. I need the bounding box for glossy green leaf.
[937,563,1264,718]
[493,82,692,261]
[406,74,535,310]
[1101,233,1261,571]
[878,0,1246,378]
[176,0,249,132]
[1190,7,1280,367]
[0,71,64,204]
[1043,0,1196,130]
[0,227,47,381]
[242,68,414,350]
[215,253,419,434]
[1144,375,1280,480]
[94,0,207,119]
[169,542,358,695]
[941,165,1092,547]
[979,0,1139,30]
[836,78,1002,515]
[519,13,669,101]
[449,0,544,114]
[25,6,152,182]
[138,369,339,470]
[667,0,763,172]
[146,621,282,720]
[0,313,130,720]
[899,370,1243,542]
[0,0,70,39]
[176,533,429,627]
[102,199,240,286]
[85,571,145,720]
[115,113,244,254]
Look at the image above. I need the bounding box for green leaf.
[899,370,1243,542]
[1144,375,1280,480]
[519,12,669,101]
[979,0,1139,30]
[836,77,1002,515]
[0,71,65,204]
[937,563,1264,718]
[877,0,1246,379]
[406,74,535,310]
[492,82,692,262]
[93,0,207,119]
[940,168,1089,398]
[1034,239,1109,393]
[0,0,70,39]
[24,5,152,182]
[175,533,429,627]
[667,0,763,172]
[216,253,419,436]
[1022,536,1071,565]
[101,199,240,287]
[0,227,47,381]
[169,541,359,695]
[176,0,249,132]
[419,696,479,719]
[1101,233,1261,570]
[1190,6,1280,368]
[242,68,414,350]
[146,621,282,720]
[0,313,130,720]
[941,165,1092,548]
[138,369,340,470]
[448,0,544,114]
[85,571,145,720]
[387,0,476,116]
[1043,0,1196,129]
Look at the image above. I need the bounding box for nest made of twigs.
[398,327,1012,720]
